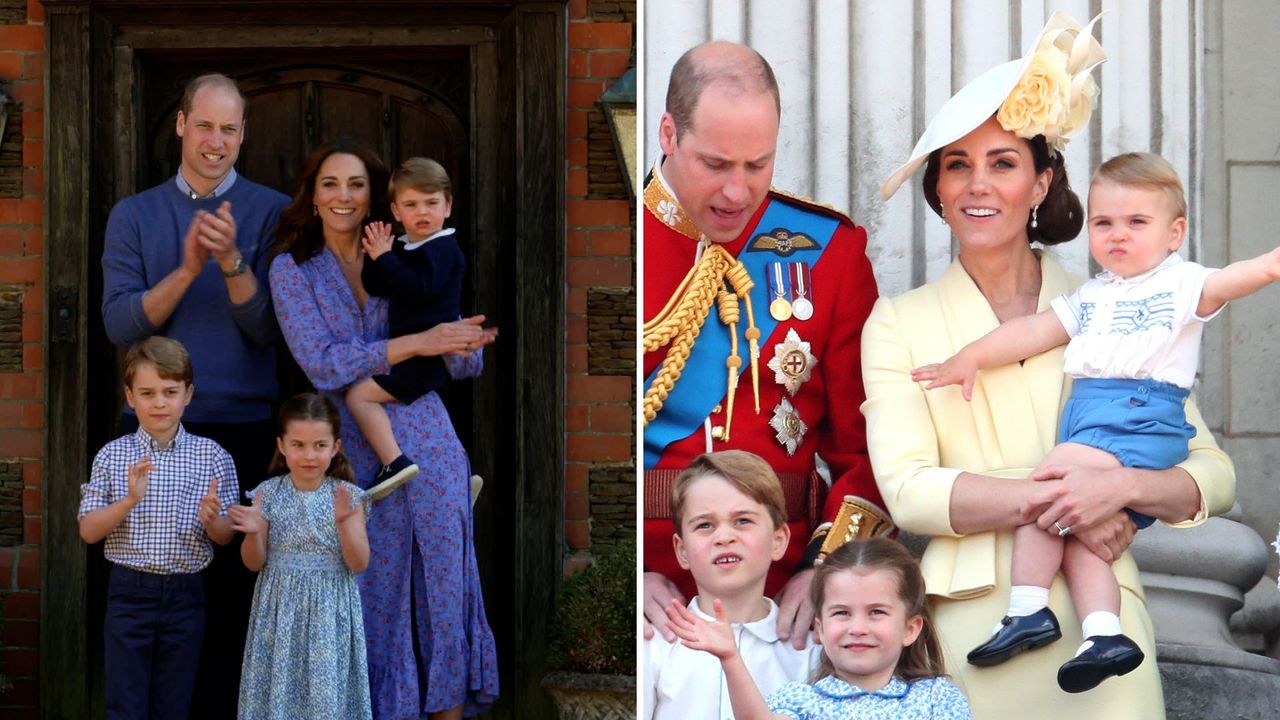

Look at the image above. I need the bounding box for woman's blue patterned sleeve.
[445,346,484,380]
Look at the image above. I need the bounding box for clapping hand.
[198,478,222,527]
[228,493,266,535]
[362,221,395,261]
[127,457,152,503]
[334,485,358,526]
[666,598,738,661]
[195,201,240,268]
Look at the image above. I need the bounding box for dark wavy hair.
[810,538,948,684]
[270,137,392,265]
[267,393,356,483]
[922,128,1083,245]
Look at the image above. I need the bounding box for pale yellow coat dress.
[861,254,1235,719]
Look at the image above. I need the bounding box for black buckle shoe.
[1057,634,1144,693]
[967,608,1062,667]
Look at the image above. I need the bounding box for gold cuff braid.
[815,496,895,564]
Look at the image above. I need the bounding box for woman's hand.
[415,315,498,357]
[1031,463,1133,533]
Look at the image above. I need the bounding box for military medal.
[769,396,808,455]
[791,262,813,321]
[768,262,792,321]
[767,328,817,396]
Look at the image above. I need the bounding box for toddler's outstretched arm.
[666,600,783,720]
[1198,245,1280,316]
[911,310,1069,401]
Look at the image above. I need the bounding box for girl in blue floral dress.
[230,393,372,720]
[668,538,971,719]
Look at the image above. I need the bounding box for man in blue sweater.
[100,72,289,719]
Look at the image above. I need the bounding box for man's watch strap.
[221,256,248,278]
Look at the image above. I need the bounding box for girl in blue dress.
[230,393,372,720]
[668,538,971,719]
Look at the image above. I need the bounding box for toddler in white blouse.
[644,450,821,719]
[913,152,1280,693]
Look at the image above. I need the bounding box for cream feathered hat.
[880,11,1107,202]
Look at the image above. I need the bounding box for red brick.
[0,199,42,225]
[590,50,632,79]
[565,463,589,494]
[21,140,41,168]
[568,50,589,78]
[3,618,37,648]
[564,486,590,521]
[0,228,22,255]
[21,487,38,515]
[22,343,42,370]
[568,79,605,109]
[0,373,39,399]
[567,168,588,197]
[15,549,38,589]
[590,229,632,256]
[22,284,40,313]
[0,26,42,51]
[566,344,588,373]
[22,52,43,82]
[21,402,40,429]
[24,166,43,196]
[591,404,635,433]
[565,520,590,550]
[566,403,589,431]
[567,110,589,139]
[6,80,42,110]
[568,23,633,50]
[0,547,13,583]
[23,516,39,545]
[3,647,38,676]
[25,228,42,254]
[568,0,587,20]
[567,316,586,344]
[0,52,22,78]
[567,199,629,227]
[21,111,41,140]
[28,0,43,22]
[0,428,38,457]
[0,257,39,284]
[567,257,631,286]
[567,374,632,403]
[22,313,41,341]
[567,138,587,166]
[4,590,38,619]
[22,460,39,487]
[7,677,37,705]
[566,229,587,258]
[566,433,632,462]
[566,287,587,314]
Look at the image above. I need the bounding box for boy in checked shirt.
[78,336,239,720]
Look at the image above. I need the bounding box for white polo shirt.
[644,597,824,720]
[1049,253,1223,389]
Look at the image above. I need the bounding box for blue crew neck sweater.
[102,176,290,423]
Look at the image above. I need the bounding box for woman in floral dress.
[269,138,499,719]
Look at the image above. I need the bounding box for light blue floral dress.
[767,675,971,720]
[238,475,372,720]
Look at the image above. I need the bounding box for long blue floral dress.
[270,249,499,718]
[238,475,372,720]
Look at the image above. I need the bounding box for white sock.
[1081,611,1123,639]
[993,586,1050,635]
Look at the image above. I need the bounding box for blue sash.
[643,198,839,467]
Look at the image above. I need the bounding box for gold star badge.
[767,328,817,396]
[769,397,808,456]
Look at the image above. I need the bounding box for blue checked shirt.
[79,425,240,574]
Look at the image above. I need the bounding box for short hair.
[123,336,193,387]
[180,73,247,122]
[390,157,453,202]
[666,42,781,139]
[1091,152,1188,219]
[670,450,786,535]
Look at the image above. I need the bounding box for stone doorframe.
[41,1,566,716]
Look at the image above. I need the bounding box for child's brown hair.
[267,393,356,483]
[123,336,194,387]
[389,157,452,202]
[669,450,786,535]
[810,538,947,683]
[1091,151,1187,219]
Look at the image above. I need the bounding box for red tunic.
[643,172,886,598]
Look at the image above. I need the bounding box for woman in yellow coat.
[863,13,1235,719]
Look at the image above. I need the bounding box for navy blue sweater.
[101,177,289,422]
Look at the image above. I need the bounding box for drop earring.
[940,208,947,226]
[1031,204,1039,229]
[313,205,318,216]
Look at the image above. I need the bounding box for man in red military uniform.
[643,40,892,647]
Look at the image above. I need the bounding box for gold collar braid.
[643,242,761,440]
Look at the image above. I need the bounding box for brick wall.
[564,0,634,572]
[0,0,44,717]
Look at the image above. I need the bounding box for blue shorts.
[1058,378,1196,528]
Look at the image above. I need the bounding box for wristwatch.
[221,256,249,278]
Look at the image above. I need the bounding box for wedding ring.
[1054,521,1071,537]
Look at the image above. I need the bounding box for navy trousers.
[104,565,206,720]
